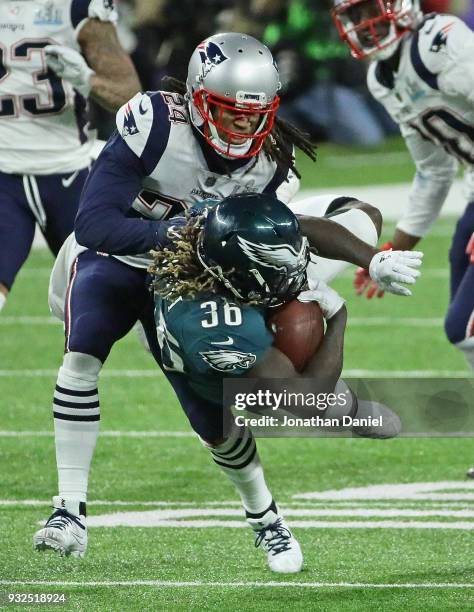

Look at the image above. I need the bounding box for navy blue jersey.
[155,293,273,402]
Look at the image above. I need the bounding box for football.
[267,299,325,372]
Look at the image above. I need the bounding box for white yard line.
[294,181,465,220]
[82,507,474,520]
[82,519,474,529]
[0,579,473,589]
[0,370,160,377]
[347,318,444,326]
[0,316,60,325]
[0,369,469,378]
[3,499,474,509]
[0,430,194,438]
[342,370,469,377]
[0,316,447,326]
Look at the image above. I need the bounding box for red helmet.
[332,0,421,60]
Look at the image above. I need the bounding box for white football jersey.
[368,14,474,165]
[367,14,474,235]
[113,90,300,268]
[0,0,117,175]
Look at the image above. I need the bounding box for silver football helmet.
[186,32,281,159]
[332,0,422,61]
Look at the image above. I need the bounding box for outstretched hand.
[368,249,423,297]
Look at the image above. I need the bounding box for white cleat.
[33,496,87,558]
[247,506,303,574]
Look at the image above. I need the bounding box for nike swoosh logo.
[61,170,79,188]
[139,99,148,115]
[210,336,234,346]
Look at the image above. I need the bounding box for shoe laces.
[254,517,292,555]
[45,509,84,531]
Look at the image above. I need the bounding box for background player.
[332,0,474,369]
[0,0,140,313]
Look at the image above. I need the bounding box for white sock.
[0,292,6,312]
[456,337,474,371]
[203,426,273,514]
[53,352,102,502]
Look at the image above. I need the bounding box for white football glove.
[44,45,94,98]
[298,279,345,319]
[369,250,423,297]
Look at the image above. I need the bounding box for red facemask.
[332,0,413,60]
[192,89,280,158]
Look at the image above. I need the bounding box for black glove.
[153,216,187,250]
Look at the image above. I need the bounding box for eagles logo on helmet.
[197,193,309,307]
[332,0,422,60]
[186,33,281,159]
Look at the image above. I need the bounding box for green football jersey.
[155,293,273,403]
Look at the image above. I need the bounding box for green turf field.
[0,139,473,610]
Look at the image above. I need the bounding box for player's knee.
[63,351,103,376]
[450,202,474,262]
[444,308,467,345]
[326,198,382,236]
[353,203,382,238]
[200,436,227,448]
[325,203,380,247]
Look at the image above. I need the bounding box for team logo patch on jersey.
[430,22,454,53]
[199,350,256,372]
[237,236,308,271]
[33,1,63,25]
[197,41,228,78]
[122,103,139,137]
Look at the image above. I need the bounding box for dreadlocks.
[161,76,316,179]
[149,211,221,301]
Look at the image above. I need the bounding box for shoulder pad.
[412,14,468,85]
[115,91,174,175]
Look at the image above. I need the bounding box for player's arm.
[298,210,379,268]
[44,0,140,111]
[394,134,458,250]
[78,20,141,111]
[299,212,423,296]
[75,93,177,254]
[393,15,472,249]
[251,306,347,400]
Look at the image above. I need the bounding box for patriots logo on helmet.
[197,41,229,78]
[200,349,256,372]
[122,103,139,137]
[237,235,308,271]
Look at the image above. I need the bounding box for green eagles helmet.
[197,193,310,307]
